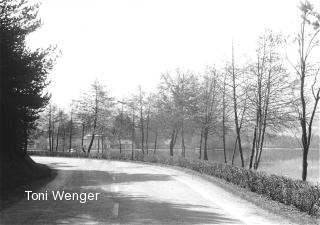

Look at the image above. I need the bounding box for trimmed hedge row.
[29,150,320,215]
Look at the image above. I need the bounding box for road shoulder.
[120,159,320,225]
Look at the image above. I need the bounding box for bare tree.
[68,102,74,151]
[222,72,227,163]
[149,94,166,153]
[45,104,58,152]
[229,42,245,167]
[78,80,113,154]
[248,31,291,170]
[221,69,233,164]
[55,109,68,152]
[145,95,152,155]
[289,1,320,181]
[130,102,135,160]
[137,86,145,154]
[158,73,180,156]
[196,67,222,160]
[159,69,199,157]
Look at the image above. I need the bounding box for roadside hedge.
[28,150,320,215]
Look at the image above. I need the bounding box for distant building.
[112,139,134,150]
[83,134,111,151]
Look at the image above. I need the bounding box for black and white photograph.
[0,0,320,224]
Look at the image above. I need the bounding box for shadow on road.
[0,165,57,211]
[1,162,243,224]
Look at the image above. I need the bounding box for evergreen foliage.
[0,0,56,160]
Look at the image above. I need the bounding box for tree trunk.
[145,113,150,155]
[181,119,185,157]
[203,128,208,160]
[302,146,308,181]
[51,121,55,152]
[222,117,227,163]
[222,73,227,163]
[231,42,244,167]
[256,120,268,169]
[62,127,66,152]
[249,127,257,169]
[154,131,158,153]
[48,130,51,152]
[131,104,135,160]
[87,133,95,154]
[256,68,272,169]
[101,136,104,153]
[140,103,144,155]
[97,136,100,153]
[119,103,123,153]
[69,115,72,150]
[169,129,176,156]
[119,136,122,153]
[48,110,52,152]
[81,123,85,152]
[231,138,238,165]
[55,126,59,152]
[87,116,97,153]
[199,128,203,160]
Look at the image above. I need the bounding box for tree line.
[12,1,319,182]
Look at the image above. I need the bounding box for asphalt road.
[1,157,291,225]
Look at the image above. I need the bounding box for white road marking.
[112,176,116,181]
[111,185,119,192]
[113,202,119,217]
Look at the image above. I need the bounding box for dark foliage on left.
[0,0,56,189]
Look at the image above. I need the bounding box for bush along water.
[28,150,320,215]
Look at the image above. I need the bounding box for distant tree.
[220,69,233,163]
[144,95,152,154]
[55,109,68,152]
[1,0,56,161]
[137,86,146,154]
[247,31,292,170]
[77,80,113,153]
[75,104,90,152]
[148,94,166,153]
[48,105,59,152]
[111,110,133,152]
[159,69,199,157]
[289,1,320,181]
[68,102,75,151]
[157,78,179,156]
[127,100,136,159]
[196,67,222,160]
[228,42,247,167]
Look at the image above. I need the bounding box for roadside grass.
[28,150,320,217]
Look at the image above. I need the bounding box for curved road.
[1,156,291,224]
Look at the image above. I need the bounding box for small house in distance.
[83,134,111,151]
[112,139,133,150]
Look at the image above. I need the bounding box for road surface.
[1,157,291,224]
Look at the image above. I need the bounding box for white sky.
[26,0,320,109]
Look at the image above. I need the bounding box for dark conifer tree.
[0,0,56,164]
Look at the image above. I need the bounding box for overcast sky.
[26,0,320,109]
